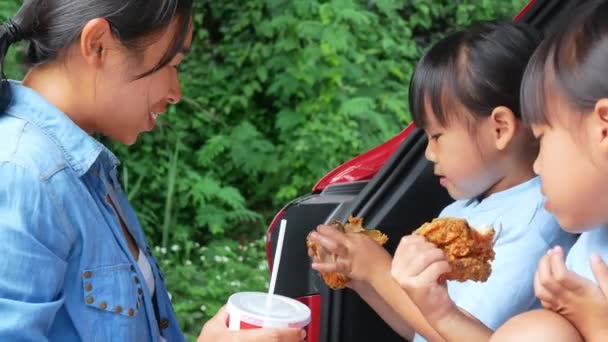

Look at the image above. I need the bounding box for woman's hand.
[391,235,456,324]
[197,306,306,342]
[308,224,392,285]
[534,246,608,341]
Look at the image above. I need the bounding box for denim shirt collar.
[4,81,119,176]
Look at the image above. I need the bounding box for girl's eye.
[430,133,442,141]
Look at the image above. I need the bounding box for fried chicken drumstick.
[307,216,388,289]
[413,217,495,282]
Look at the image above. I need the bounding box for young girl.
[491,1,608,341]
[308,21,576,341]
[0,1,304,341]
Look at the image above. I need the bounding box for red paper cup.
[227,292,311,330]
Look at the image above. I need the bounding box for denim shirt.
[0,82,186,342]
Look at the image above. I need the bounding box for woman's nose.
[167,72,182,105]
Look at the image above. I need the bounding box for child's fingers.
[540,299,555,310]
[548,246,574,289]
[394,235,426,258]
[311,260,349,274]
[396,260,451,290]
[308,231,348,257]
[548,246,591,292]
[537,252,562,295]
[307,247,315,258]
[317,224,348,241]
[409,248,447,277]
[394,235,432,260]
[393,240,443,277]
[535,270,557,308]
[416,260,451,285]
[393,236,420,269]
[590,254,608,296]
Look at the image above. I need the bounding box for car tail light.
[296,294,321,342]
[514,0,536,21]
[312,124,416,192]
[266,212,320,342]
[266,208,286,274]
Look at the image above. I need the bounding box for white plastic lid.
[227,292,311,328]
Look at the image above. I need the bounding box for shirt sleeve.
[0,162,74,342]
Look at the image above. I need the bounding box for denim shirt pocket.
[81,263,144,340]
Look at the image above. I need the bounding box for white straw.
[266,219,287,310]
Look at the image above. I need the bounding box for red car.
[265,1,582,341]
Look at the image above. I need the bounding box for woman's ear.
[591,98,608,156]
[489,106,518,151]
[79,18,113,68]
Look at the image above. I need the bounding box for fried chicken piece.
[307,216,388,289]
[413,217,495,282]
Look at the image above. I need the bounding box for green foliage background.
[1,0,526,340]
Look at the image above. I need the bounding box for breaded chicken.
[307,216,388,289]
[413,217,495,282]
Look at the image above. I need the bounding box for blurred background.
[1,1,526,340]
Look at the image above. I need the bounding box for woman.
[0,1,305,341]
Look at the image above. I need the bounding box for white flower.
[224,246,232,253]
[215,275,221,280]
[200,305,207,312]
[171,244,180,252]
[194,242,201,248]
[200,255,206,262]
[238,256,244,262]
[154,246,161,253]
[214,255,222,263]
[222,256,230,263]
[185,260,192,266]
[160,247,167,255]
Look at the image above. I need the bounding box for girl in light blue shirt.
[309,21,576,342]
[492,1,608,341]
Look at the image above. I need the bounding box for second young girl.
[492,1,608,341]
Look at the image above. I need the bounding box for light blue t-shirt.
[566,227,608,283]
[413,177,577,342]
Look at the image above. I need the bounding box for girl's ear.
[489,106,518,151]
[591,98,608,156]
[79,18,114,68]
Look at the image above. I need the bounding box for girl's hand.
[197,306,307,342]
[390,235,456,324]
[534,246,608,341]
[308,224,392,285]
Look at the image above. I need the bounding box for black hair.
[521,0,608,125]
[0,0,193,104]
[409,21,542,129]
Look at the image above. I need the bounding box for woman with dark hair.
[0,1,305,341]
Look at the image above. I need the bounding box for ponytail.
[0,17,26,108]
